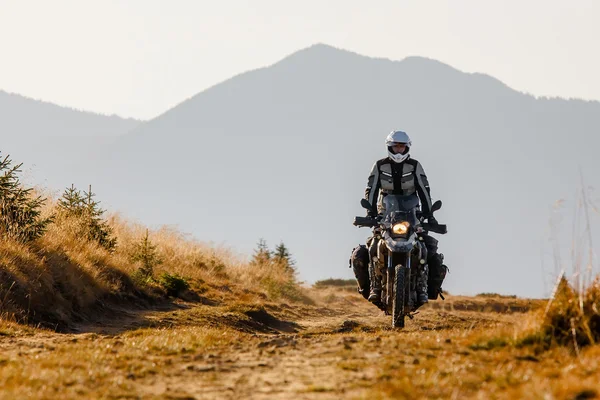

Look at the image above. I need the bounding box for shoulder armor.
[376,157,390,167]
[405,158,418,167]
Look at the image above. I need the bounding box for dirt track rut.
[0,292,542,399]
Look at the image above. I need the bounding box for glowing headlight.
[392,221,410,235]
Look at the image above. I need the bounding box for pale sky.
[1,0,599,120]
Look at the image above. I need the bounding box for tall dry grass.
[519,176,600,352]
[0,197,308,328]
[522,276,600,352]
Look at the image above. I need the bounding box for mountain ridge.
[69,43,600,298]
[0,89,142,187]
[4,43,600,297]
[3,44,598,127]
[0,89,142,125]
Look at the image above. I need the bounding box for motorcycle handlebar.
[420,222,448,234]
[354,217,448,234]
[353,216,379,227]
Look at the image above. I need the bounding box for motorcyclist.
[364,130,444,306]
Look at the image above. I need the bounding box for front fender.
[384,233,416,253]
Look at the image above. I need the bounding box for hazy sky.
[1,0,599,120]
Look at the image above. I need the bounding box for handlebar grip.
[421,223,448,234]
[353,216,378,227]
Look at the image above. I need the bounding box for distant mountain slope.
[44,45,600,296]
[0,90,141,185]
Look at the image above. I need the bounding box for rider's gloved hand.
[427,215,438,225]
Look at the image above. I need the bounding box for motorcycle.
[353,193,447,328]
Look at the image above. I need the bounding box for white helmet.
[385,130,412,163]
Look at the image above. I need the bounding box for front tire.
[392,264,406,329]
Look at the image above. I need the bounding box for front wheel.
[392,264,406,328]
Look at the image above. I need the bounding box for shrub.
[476,293,517,299]
[314,279,357,288]
[247,239,308,302]
[56,184,117,251]
[158,272,189,297]
[261,275,307,303]
[272,241,296,274]
[529,276,600,350]
[250,238,271,265]
[0,154,51,242]
[130,229,162,278]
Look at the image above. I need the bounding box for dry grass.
[1,282,600,399]
[364,326,600,400]
[476,292,518,299]
[359,281,600,399]
[313,278,357,288]
[519,276,600,352]
[0,324,247,399]
[0,198,309,329]
[426,295,545,314]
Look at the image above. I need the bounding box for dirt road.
[174,298,517,400]
[1,289,598,400]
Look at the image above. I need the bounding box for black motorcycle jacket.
[364,156,433,217]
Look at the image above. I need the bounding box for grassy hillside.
[1,212,304,328]
[0,154,308,329]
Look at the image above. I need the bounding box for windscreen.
[381,193,419,225]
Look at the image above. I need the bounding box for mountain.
[37,44,600,297]
[0,90,142,186]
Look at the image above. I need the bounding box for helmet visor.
[388,142,409,154]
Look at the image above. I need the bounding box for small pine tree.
[0,154,51,242]
[58,184,85,216]
[130,229,162,278]
[57,184,117,251]
[251,238,271,265]
[82,185,117,251]
[273,241,296,274]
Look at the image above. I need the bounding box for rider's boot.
[368,262,382,303]
[350,245,370,300]
[416,264,429,305]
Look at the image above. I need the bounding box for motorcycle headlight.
[392,221,410,235]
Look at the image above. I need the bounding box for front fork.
[386,252,411,313]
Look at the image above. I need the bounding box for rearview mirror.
[431,200,442,213]
[360,199,372,210]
